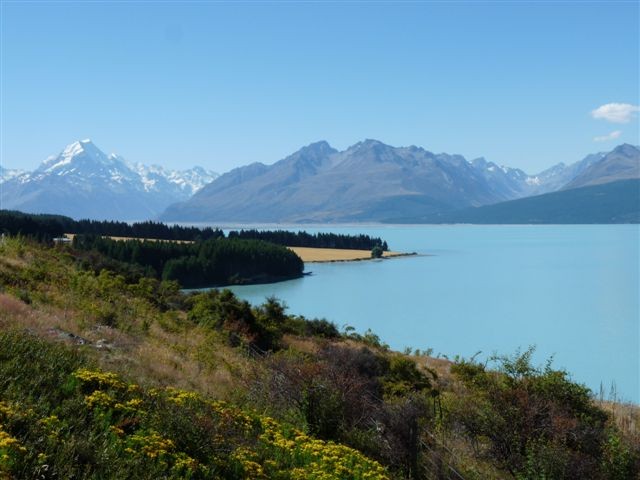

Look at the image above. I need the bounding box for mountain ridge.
[563,143,640,190]
[397,179,640,224]
[161,140,635,223]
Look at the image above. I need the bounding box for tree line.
[0,210,67,241]
[72,234,304,288]
[0,210,389,250]
[227,229,388,251]
[0,211,224,241]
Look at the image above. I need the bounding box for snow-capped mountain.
[470,151,614,198]
[0,166,25,183]
[470,157,535,199]
[525,152,606,194]
[0,139,217,220]
[124,159,217,197]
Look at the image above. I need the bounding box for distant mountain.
[403,179,639,224]
[0,140,217,220]
[123,159,217,199]
[160,139,612,223]
[563,144,640,190]
[0,166,25,183]
[5,139,635,223]
[470,157,535,199]
[391,145,640,224]
[526,152,606,195]
[161,140,518,223]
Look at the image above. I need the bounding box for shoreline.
[182,272,307,291]
[287,246,417,263]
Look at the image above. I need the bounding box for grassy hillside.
[392,179,640,224]
[0,237,638,479]
[0,332,388,479]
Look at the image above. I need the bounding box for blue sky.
[1,1,638,174]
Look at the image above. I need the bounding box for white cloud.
[593,130,622,142]
[591,103,639,123]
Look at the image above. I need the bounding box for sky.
[1,1,639,174]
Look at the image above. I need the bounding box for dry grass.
[0,293,30,318]
[287,246,410,262]
[64,233,194,244]
[419,356,455,383]
[0,238,251,402]
[598,400,640,442]
[0,293,80,339]
[122,322,246,397]
[283,334,323,355]
[0,292,245,401]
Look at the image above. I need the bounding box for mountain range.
[1,139,637,223]
[0,140,217,220]
[160,140,639,223]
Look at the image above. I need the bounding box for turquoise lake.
[220,225,639,403]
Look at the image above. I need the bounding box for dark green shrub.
[449,349,631,479]
[382,356,433,397]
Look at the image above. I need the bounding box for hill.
[0,236,637,479]
[399,179,640,224]
[563,144,640,190]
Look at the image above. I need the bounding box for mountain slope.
[563,144,640,190]
[0,140,217,220]
[161,140,541,223]
[470,157,535,199]
[403,179,640,224]
[526,152,606,194]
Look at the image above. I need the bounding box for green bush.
[449,348,633,479]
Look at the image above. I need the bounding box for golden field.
[287,246,409,262]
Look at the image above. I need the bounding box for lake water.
[221,225,639,403]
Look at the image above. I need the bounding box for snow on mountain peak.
[11,140,219,200]
[0,166,25,183]
[62,140,84,158]
[37,139,116,175]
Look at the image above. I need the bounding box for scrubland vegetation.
[0,236,638,479]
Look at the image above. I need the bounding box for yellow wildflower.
[73,368,126,390]
[84,390,115,409]
[0,429,26,453]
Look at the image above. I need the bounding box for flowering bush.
[0,337,390,480]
